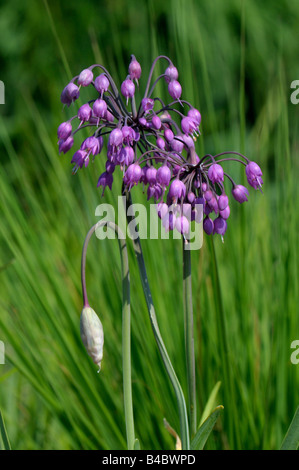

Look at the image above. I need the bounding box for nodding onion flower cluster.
[57,54,263,239]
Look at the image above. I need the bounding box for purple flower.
[213,217,227,236]
[164,129,174,142]
[175,215,189,235]
[218,194,229,211]
[71,149,89,168]
[121,126,134,145]
[57,121,72,140]
[164,64,179,84]
[187,108,201,126]
[168,80,182,100]
[94,74,110,96]
[77,68,93,87]
[58,135,74,154]
[168,179,186,201]
[58,54,263,240]
[203,216,214,235]
[208,163,224,184]
[156,165,171,187]
[128,55,141,83]
[232,185,249,203]
[245,161,263,190]
[124,163,142,186]
[162,211,176,232]
[61,83,80,107]
[97,171,113,195]
[156,137,166,150]
[77,103,92,123]
[121,146,134,166]
[145,166,157,185]
[81,136,103,156]
[141,98,154,114]
[121,79,135,103]
[151,115,161,130]
[170,137,184,153]
[219,205,230,220]
[181,116,198,135]
[105,161,115,174]
[156,202,169,219]
[93,99,107,119]
[109,128,123,150]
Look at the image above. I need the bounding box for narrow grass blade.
[191,406,223,450]
[0,410,11,450]
[199,381,222,427]
[280,406,299,450]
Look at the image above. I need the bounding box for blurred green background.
[0,0,298,450]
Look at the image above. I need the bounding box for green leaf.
[134,438,140,450]
[280,406,299,450]
[191,406,223,450]
[0,410,11,450]
[199,381,221,427]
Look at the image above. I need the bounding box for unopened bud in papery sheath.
[80,306,104,372]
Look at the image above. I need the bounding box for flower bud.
[80,306,104,372]
[57,121,72,140]
[232,184,249,203]
[128,55,141,82]
[78,68,93,87]
[94,73,110,96]
[164,64,179,83]
[121,79,135,103]
[168,80,182,100]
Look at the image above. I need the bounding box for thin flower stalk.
[80,220,135,450]
[125,191,190,450]
[183,240,196,437]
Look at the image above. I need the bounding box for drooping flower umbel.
[57,54,263,238]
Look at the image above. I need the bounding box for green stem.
[125,192,190,450]
[182,240,197,437]
[81,221,135,450]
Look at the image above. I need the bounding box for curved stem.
[125,191,190,450]
[81,221,135,450]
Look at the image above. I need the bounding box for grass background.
[0,0,298,449]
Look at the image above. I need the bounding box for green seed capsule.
[80,306,104,372]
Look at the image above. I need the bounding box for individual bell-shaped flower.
[60,82,80,107]
[175,215,189,235]
[208,163,224,184]
[128,55,141,84]
[156,165,171,187]
[203,216,214,235]
[57,121,72,140]
[121,79,135,104]
[93,99,107,119]
[168,80,182,101]
[77,68,94,87]
[232,184,249,203]
[77,103,92,124]
[164,64,179,83]
[94,73,110,96]
[168,179,186,201]
[245,161,263,190]
[97,171,113,195]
